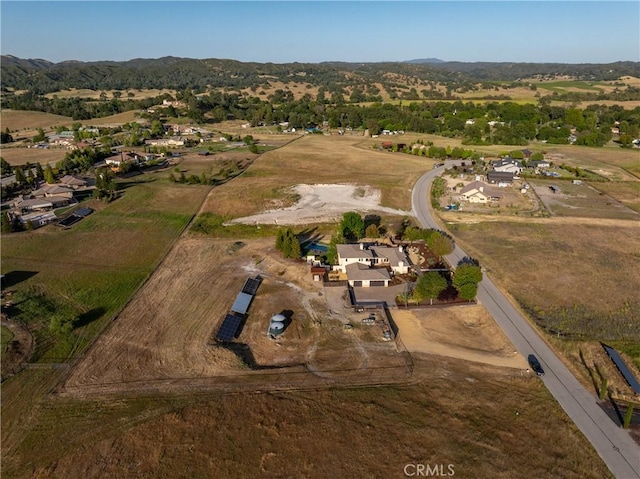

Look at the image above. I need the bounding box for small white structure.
[268,314,287,337]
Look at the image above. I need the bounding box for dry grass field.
[445,219,639,316]
[61,237,322,395]
[0,147,68,166]
[84,110,146,126]
[3,358,612,479]
[200,134,435,218]
[1,110,72,132]
[590,181,640,212]
[2,131,635,477]
[394,306,528,369]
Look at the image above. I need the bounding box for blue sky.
[1,1,638,64]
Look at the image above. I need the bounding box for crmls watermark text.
[404,464,455,477]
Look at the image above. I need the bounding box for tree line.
[6,86,638,148]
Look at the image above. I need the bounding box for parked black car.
[528,354,545,376]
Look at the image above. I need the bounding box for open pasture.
[446,219,640,319]
[1,110,72,133]
[1,175,210,362]
[0,147,67,166]
[3,358,611,479]
[531,179,640,220]
[590,181,640,212]
[82,110,145,126]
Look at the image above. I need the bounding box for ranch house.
[459,180,501,203]
[334,243,410,287]
[486,171,515,187]
[492,158,523,174]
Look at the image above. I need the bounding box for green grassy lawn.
[1,174,210,362]
[536,81,607,93]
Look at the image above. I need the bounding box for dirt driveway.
[393,305,528,370]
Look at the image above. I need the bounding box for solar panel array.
[242,277,262,295]
[215,313,243,342]
[231,292,253,315]
[602,344,640,394]
[214,276,262,343]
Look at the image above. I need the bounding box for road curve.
[412,163,640,479]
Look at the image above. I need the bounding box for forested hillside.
[2,55,639,94]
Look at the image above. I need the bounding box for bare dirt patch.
[228,183,411,226]
[393,306,528,370]
[1,319,34,380]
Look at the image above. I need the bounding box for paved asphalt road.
[411,163,640,479]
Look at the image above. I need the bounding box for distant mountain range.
[405,58,446,64]
[2,55,639,94]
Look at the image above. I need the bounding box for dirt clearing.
[228,183,411,225]
[394,306,528,369]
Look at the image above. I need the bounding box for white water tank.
[269,321,285,336]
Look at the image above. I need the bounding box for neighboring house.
[528,159,551,169]
[105,152,146,169]
[59,175,88,189]
[12,195,72,214]
[31,184,75,199]
[486,171,515,187]
[144,137,185,147]
[125,152,156,163]
[19,211,57,228]
[105,154,127,168]
[492,158,523,174]
[459,180,501,203]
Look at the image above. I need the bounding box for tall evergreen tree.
[44,165,56,184]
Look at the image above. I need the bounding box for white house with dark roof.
[335,244,410,275]
[334,243,410,287]
[486,171,515,187]
[492,158,523,174]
